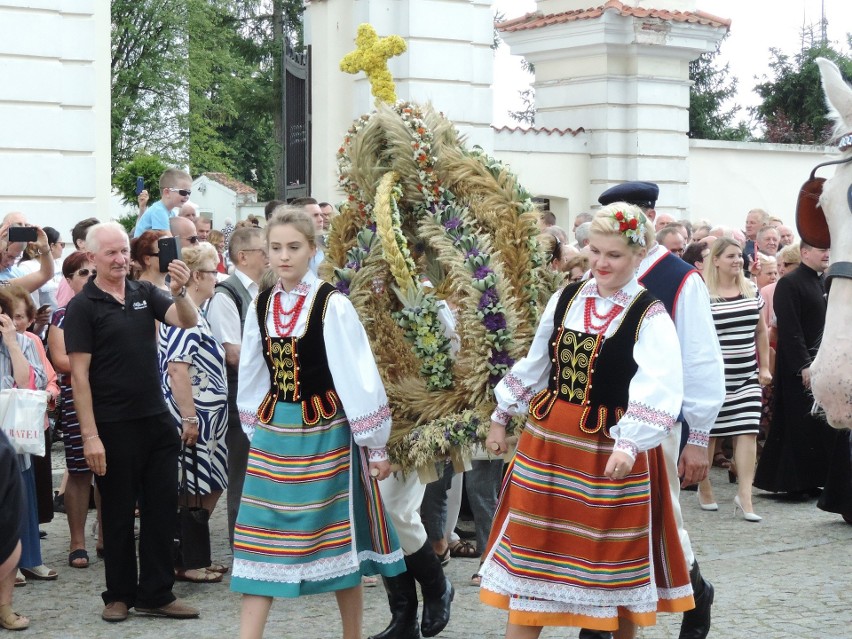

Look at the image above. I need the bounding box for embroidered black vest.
[528,282,658,434]
[255,282,340,426]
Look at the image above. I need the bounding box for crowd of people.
[0,170,841,639]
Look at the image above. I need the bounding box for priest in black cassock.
[755,242,835,497]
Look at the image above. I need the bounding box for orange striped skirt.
[479,400,693,630]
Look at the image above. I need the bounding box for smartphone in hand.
[136,176,145,196]
[158,237,181,273]
[8,226,38,243]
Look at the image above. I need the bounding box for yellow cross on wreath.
[340,24,407,104]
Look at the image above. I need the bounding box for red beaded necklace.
[273,292,307,336]
[583,297,622,334]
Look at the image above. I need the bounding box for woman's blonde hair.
[207,229,224,248]
[181,241,219,272]
[590,202,654,250]
[705,237,755,299]
[267,206,316,248]
[777,242,801,267]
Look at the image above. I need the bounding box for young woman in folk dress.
[482,204,693,639]
[231,208,404,639]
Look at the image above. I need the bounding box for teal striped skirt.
[230,402,404,598]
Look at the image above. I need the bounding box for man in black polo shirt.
[65,222,199,623]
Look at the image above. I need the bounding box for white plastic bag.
[0,388,48,456]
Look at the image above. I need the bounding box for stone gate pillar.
[306,0,495,203]
[499,0,729,217]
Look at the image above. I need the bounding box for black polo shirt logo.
[132,300,148,311]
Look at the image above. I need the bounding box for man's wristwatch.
[173,285,187,299]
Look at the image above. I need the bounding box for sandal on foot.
[207,562,228,574]
[449,539,480,559]
[68,549,90,569]
[470,572,482,587]
[175,568,222,583]
[20,565,58,581]
[14,571,25,587]
[361,575,379,587]
[0,605,29,631]
[436,547,450,567]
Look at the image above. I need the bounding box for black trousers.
[225,416,250,548]
[94,412,180,608]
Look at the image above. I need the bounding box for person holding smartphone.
[133,169,193,238]
[0,214,54,294]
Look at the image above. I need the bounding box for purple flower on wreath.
[474,265,493,281]
[488,372,503,387]
[443,217,463,231]
[335,280,351,295]
[367,222,377,232]
[465,248,480,259]
[489,350,514,367]
[483,312,507,331]
[478,287,499,310]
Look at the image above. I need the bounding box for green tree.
[186,0,304,201]
[689,35,750,140]
[111,0,188,173]
[752,29,852,144]
[112,153,168,205]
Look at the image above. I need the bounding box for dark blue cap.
[597,181,659,209]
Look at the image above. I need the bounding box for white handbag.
[0,388,49,456]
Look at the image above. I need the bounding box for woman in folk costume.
[482,203,694,639]
[231,208,405,639]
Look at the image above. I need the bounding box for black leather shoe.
[578,629,613,639]
[368,573,420,639]
[402,542,454,637]
[679,560,714,639]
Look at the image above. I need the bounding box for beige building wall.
[0,0,111,231]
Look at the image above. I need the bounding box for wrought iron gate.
[282,41,310,201]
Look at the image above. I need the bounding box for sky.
[492,0,852,127]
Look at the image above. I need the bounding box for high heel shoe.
[734,495,762,522]
[697,493,718,511]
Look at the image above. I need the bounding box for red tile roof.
[492,125,585,136]
[203,172,257,195]
[497,1,730,33]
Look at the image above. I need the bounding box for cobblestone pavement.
[14,453,852,638]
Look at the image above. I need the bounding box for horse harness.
[796,133,852,294]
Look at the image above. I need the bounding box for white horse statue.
[801,58,852,429]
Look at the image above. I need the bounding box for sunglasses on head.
[796,154,852,249]
[76,268,92,277]
[167,187,192,197]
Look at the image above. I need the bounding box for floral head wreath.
[610,208,647,247]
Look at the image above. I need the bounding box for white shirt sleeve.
[610,303,683,461]
[490,289,561,425]
[236,298,269,440]
[324,293,392,462]
[673,273,725,447]
[207,291,242,346]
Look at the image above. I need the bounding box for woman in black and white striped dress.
[697,238,772,521]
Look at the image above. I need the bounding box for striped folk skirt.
[230,402,405,598]
[479,400,693,631]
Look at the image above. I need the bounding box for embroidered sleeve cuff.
[502,372,535,404]
[614,439,639,462]
[350,403,391,438]
[490,407,512,426]
[239,409,258,441]
[368,447,388,462]
[624,401,676,434]
[686,430,710,448]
